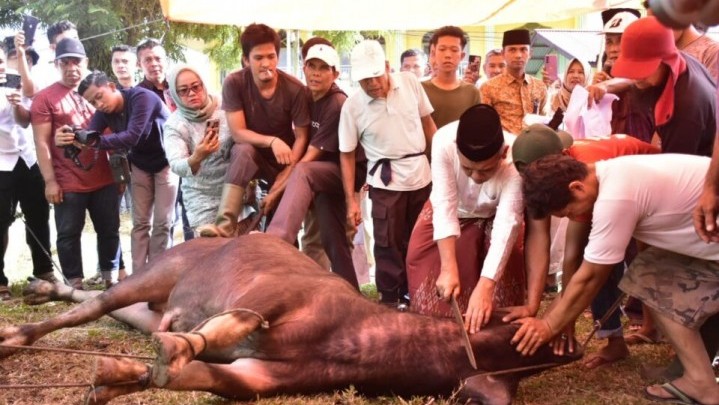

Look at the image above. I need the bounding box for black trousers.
[0,160,52,285]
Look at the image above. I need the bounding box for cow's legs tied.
[152,309,266,387]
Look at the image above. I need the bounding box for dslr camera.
[63,128,100,161]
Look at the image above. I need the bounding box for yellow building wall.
[387,17,580,71]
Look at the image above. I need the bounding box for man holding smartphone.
[0,43,54,300]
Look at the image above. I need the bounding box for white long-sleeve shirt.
[429,121,524,281]
[0,87,35,171]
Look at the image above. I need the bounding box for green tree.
[0,1,384,76]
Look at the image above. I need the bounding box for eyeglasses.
[177,82,204,97]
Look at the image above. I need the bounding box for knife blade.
[451,296,477,370]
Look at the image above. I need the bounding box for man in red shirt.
[30,38,120,289]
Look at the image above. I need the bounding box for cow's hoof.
[151,332,196,387]
[93,356,150,386]
[0,326,34,359]
[22,277,75,305]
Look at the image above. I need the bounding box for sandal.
[625,331,662,345]
[645,382,699,404]
[0,285,11,301]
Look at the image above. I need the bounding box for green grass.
[0,283,685,404]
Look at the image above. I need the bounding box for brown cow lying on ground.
[0,234,580,404]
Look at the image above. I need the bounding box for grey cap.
[55,37,86,60]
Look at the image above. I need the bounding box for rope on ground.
[0,343,153,360]
[0,380,139,390]
[471,362,564,378]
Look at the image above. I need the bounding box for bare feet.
[583,337,629,369]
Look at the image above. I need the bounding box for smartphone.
[206,119,220,130]
[1,73,22,89]
[545,54,558,82]
[468,55,481,73]
[205,119,220,138]
[22,15,39,47]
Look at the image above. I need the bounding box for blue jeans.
[590,262,625,338]
[54,184,120,280]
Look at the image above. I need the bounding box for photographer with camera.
[30,38,120,290]
[73,70,176,275]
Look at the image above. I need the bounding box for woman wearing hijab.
[164,66,233,235]
[547,58,589,130]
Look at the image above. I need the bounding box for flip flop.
[625,332,660,345]
[644,382,699,404]
[0,286,11,301]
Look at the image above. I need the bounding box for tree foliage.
[0,0,383,75]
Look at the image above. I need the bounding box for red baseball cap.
[611,16,678,80]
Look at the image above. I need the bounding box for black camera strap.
[70,147,100,171]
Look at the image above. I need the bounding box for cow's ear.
[458,374,515,405]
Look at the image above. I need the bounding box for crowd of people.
[2,5,719,403]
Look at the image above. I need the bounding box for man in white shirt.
[339,40,437,309]
[0,45,53,299]
[406,104,526,332]
[513,153,719,405]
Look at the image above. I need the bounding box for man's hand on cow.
[552,325,576,356]
[693,186,719,243]
[464,277,495,334]
[269,137,292,165]
[549,323,576,356]
[501,305,536,323]
[511,317,555,356]
[435,262,460,302]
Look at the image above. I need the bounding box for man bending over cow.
[512,154,719,404]
[406,104,527,332]
[512,127,658,369]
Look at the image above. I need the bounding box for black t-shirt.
[222,68,310,161]
[308,83,347,164]
[641,54,716,157]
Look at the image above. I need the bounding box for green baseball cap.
[512,124,574,172]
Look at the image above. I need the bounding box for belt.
[368,151,425,186]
